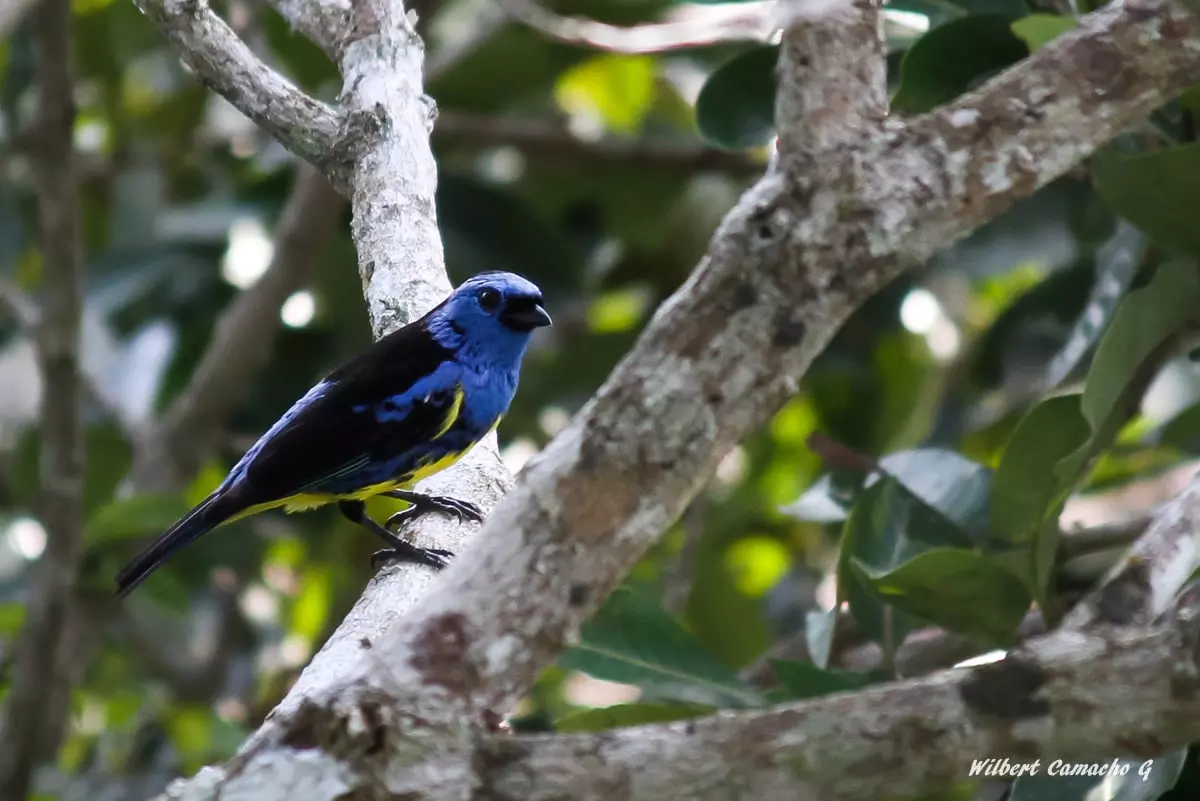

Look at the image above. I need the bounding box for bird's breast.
[457,365,519,433]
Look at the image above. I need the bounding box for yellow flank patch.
[220,390,482,528]
[222,452,472,524]
[435,385,466,438]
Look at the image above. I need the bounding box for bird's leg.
[383,489,484,531]
[338,499,453,571]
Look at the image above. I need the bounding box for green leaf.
[839,477,975,649]
[1093,143,1200,255]
[554,702,712,732]
[1011,14,1077,51]
[1161,401,1200,453]
[892,16,1029,114]
[879,449,991,535]
[1180,85,1200,112]
[695,46,778,149]
[290,569,331,643]
[783,448,990,534]
[851,547,1030,645]
[768,660,870,701]
[990,395,1091,548]
[554,54,657,135]
[1042,221,1144,389]
[0,603,25,636]
[84,493,189,545]
[1079,259,1200,432]
[560,587,763,708]
[992,259,1200,603]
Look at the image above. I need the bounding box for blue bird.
[115,271,551,597]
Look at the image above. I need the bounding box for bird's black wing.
[230,319,462,506]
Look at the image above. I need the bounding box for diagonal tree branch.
[130,165,345,493]
[0,0,86,795]
[132,0,349,189]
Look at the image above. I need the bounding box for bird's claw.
[385,493,484,530]
[371,546,454,572]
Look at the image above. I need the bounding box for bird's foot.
[370,544,454,572]
[384,490,484,530]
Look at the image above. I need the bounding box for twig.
[661,498,705,617]
[0,0,85,795]
[434,112,763,174]
[496,0,775,54]
[131,165,344,492]
[131,0,348,190]
[1059,509,1156,559]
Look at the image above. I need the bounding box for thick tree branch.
[891,0,1200,258]
[132,0,349,189]
[0,0,85,795]
[481,608,1200,801]
[130,166,345,492]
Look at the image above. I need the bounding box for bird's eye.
[479,288,502,312]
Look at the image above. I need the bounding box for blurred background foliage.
[1,0,1200,799]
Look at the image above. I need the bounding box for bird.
[114,271,551,598]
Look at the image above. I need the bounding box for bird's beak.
[501,302,553,331]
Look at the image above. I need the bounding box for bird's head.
[429,271,552,361]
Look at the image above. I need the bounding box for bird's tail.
[114,490,238,598]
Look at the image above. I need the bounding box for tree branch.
[0,0,86,794]
[131,0,349,189]
[480,606,1200,801]
[496,0,774,54]
[130,165,345,492]
[434,112,763,174]
[891,0,1200,260]
[1064,471,1200,629]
